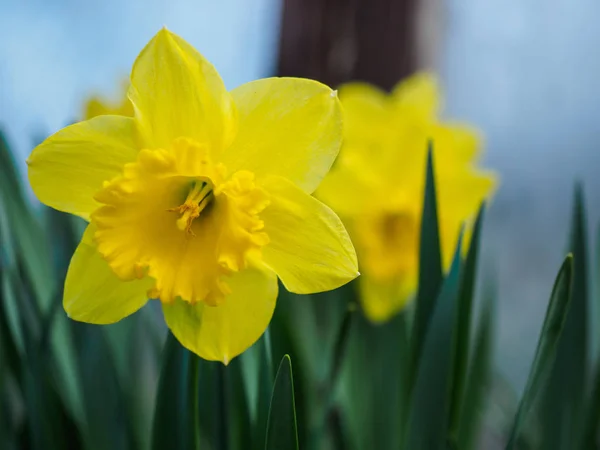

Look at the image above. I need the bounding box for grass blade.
[538,186,588,449]
[505,255,574,449]
[404,234,463,450]
[265,355,299,450]
[449,204,486,440]
[411,143,444,365]
[152,332,199,450]
[457,291,495,450]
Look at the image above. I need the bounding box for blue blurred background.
[1,0,599,394]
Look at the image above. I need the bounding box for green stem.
[217,363,229,450]
[188,355,200,450]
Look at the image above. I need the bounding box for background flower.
[318,73,497,322]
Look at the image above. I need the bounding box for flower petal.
[391,72,440,120]
[64,225,153,324]
[162,265,278,363]
[129,28,236,153]
[27,116,139,220]
[260,176,358,293]
[224,77,342,193]
[338,82,391,143]
[359,276,416,323]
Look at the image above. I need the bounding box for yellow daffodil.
[317,73,496,323]
[84,82,133,119]
[28,29,358,363]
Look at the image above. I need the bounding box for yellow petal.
[359,275,416,323]
[27,116,139,220]
[162,265,278,363]
[391,72,440,120]
[438,169,498,222]
[315,157,375,217]
[338,82,391,142]
[129,28,236,153]
[260,176,358,293]
[438,169,498,267]
[64,225,153,324]
[430,123,482,168]
[224,77,342,193]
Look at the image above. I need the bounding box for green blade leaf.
[449,204,486,440]
[265,355,299,450]
[23,350,83,450]
[247,333,274,450]
[152,332,199,450]
[404,234,463,450]
[71,323,134,450]
[457,290,495,450]
[538,186,588,450]
[579,223,600,448]
[0,131,54,314]
[222,358,253,450]
[505,255,574,450]
[578,362,600,448]
[412,143,444,364]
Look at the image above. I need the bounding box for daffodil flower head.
[317,73,497,324]
[28,29,358,363]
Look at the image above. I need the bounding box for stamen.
[168,180,214,235]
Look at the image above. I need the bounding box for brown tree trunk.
[276,0,420,90]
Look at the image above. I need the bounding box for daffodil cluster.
[317,74,496,323]
[28,29,358,363]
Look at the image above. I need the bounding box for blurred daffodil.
[84,82,133,119]
[317,73,496,323]
[28,29,358,363]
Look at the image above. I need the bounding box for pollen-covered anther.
[168,180,214,235]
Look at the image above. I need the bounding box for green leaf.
[404,234,463,450]
[579,362,600,448]
[70,323,134,450]
[23,349,83,450]
[265,355,299,450]
[335,307,409,450]
[538,186,588,450]
[505,255,574,450]
[449,204,486,440]
[0,131,54,314]
[246,333,274,450]
[105,306,163,450]
[152,332,199,450]
[579,223,600,448]
[457,290,495,450]
[411,143,444,365]
[222,358,253,450]
[268,287,316,446]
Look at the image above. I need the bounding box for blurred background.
[1,0,599,398]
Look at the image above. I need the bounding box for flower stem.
[188,354,200,450]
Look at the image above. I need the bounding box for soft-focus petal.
[260,176,358,293]
[224,77,342,193]
[64,225,153,324]
[359,276,416,323]
[338,82,390,142]
[430,124,482,167]
[438,169,497,221]
[129,28,236,152]
[27,116,139,220]
[162,266,278,363]
[391,72,440,120]
[315,154,376,216]
[438,169,497,267]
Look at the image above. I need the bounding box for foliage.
[1,133,598,449]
